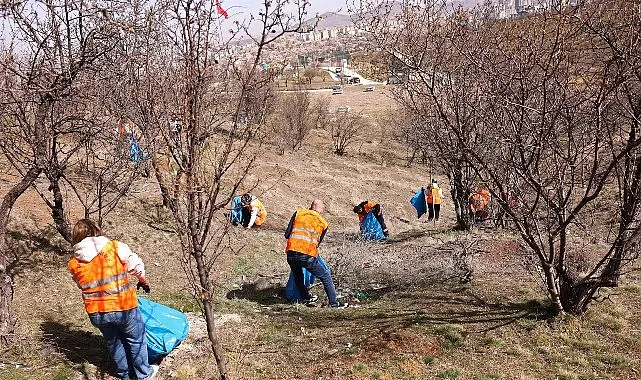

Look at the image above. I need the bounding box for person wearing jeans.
[89,308,151,379]
[284,200,343,308]
[68,219,158,380]
[287,251,338,306]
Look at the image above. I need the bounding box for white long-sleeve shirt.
[72,236,146,279]
[246,196,260,229]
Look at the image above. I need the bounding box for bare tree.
[269,88,318,153]
[0,0,128,339]
[118,0,310,377]
[355,0,641,314]
[315,94,332,128]
[353,0,483,230]
[330,111,366,156]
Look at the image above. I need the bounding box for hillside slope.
[1,85,641,380]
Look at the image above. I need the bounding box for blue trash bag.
[138,297,190,364]
[360,211,386,240]
[129,135,146,163]
[284,255,330,301]
[229,196,243,224]
[410,187,427,218]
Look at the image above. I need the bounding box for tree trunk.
[0,167,42,341]
[542,264,565,314]
[203,299,227,379]
[194,251,227,379]
[449,168,472,231]
[151,155,173,208]
[47,174,71,242]
[558,273,599,315]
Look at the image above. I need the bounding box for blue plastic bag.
[129,135,146,163]
[229,196,243,224]
[284,255,330,301]
[410,187,427,218]
[360,211,386,240]
[138,297,189,363]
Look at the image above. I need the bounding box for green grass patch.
[151,291,200,313]
[435,325,466,350]
[233,257,252,277]
[594,353,630,370]
[422,355,436,365]
[483,337,504,348]
[352,363,366,372]
[473,374,501,380]
[437,368,461,379]
[52,365,74,380]
[0,367,29,380]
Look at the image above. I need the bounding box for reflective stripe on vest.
[68,240,138,314]
[289,227,321,245]
[286,209,328,257]
[79,272,129,290]
[82,281,136,300]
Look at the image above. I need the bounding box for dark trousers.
[286,251,338,307]
[428,203,441,221]
[241,208,251,227]
[375,213,388,234]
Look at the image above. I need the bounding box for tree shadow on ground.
[279,287,554,349]
[6,228,69,279]
[40,320,115,379]
[226,282,287,306]
[387,228,427,243]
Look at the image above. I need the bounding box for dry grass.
[2,84,641,379]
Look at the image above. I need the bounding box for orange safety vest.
[119,119,133,137]
[357,201,378,223]
[250,199,267,226]
[426,187,442,205]
[68,240,138,314]
[470,189,490,211]
[285,209,328,258]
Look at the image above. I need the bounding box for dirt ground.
[2,84,641,380]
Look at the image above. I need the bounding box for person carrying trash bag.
[425,179,445,221]
[137,297,189,364]
[68,219,159,380]
[240,193,267,229]
[284,200,346,308]
[284,254,331,302]
[353,200,389,239]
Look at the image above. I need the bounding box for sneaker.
[303,295,318,306]
[149,364,159,379]
[331,302,348,309]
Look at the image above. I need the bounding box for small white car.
[337,105,351,113]
[332,85,343,95]
[364,86,376,92]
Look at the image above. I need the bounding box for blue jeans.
[89,307,153,380]
[287,251,339,307]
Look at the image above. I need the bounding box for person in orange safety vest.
[68,219,158,380]
[469,187,491,221]
[240,193,267,229]
[425,179,444,221]
[353,200,389,237]
[284,200,346,308]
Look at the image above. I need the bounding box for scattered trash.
[351,290,368,300]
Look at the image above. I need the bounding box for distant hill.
[304,12,355,30]
[302,1,496,32]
